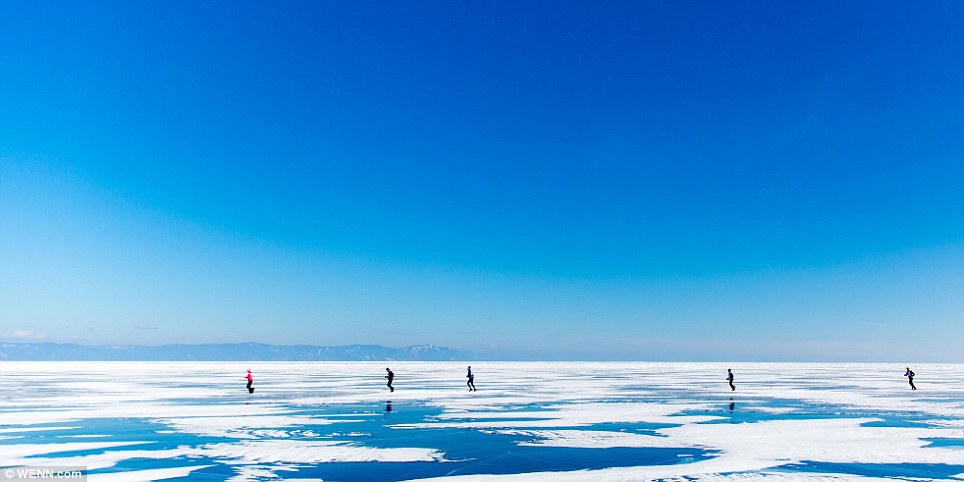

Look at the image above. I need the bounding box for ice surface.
[0,426,80,433]
[87,465,213,482]
[149,414,354,439]
[666,474,939,481]
[1,441,150,461]
[192,440,445,464]
[1,361,962,481]
[506,429,688,448]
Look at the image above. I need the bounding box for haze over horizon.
[2,2,963,362]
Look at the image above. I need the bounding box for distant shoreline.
[0,341,471,362]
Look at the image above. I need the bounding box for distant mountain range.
[0,342,471,361]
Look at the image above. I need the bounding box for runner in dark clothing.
[466,366,476,392]
[726,369,735,391]
[386,368,395,392]
[905,367,916,390]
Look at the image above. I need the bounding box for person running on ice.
[466,366,476,391]
[245,369,254,394]
[904,367,917,390]
[385,368,395,392]
[726,369,735,391]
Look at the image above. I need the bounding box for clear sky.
[2,2,963,361]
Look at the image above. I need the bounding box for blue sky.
[2,2,963,361]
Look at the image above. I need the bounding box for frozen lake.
[1,362,962,481]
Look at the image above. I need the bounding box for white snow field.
[0,362,962,481]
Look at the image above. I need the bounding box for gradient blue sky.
[2,2,963,361]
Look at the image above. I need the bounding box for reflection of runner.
[245,369,254,394]
[466,366,476,392]
[904,367,916,390]
[726,369,735,391]
[385,368,395,392]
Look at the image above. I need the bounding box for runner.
[904,367,917,390]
